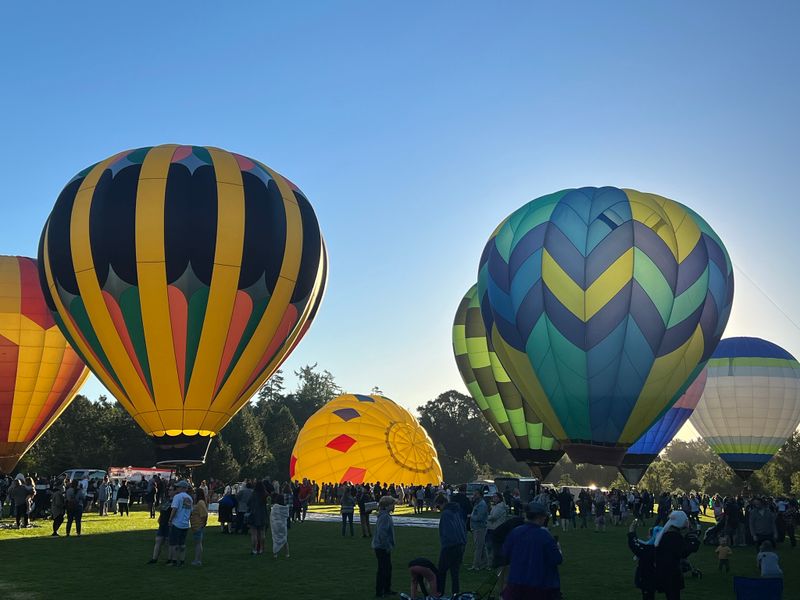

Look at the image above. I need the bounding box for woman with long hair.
[147,484,176,564]
[190,487,209,565]
[248,481,269,555]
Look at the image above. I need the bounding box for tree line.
[17,368,800,497]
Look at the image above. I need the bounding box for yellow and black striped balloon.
[38,145,327,465]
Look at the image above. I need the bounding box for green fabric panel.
[184,287,210,394]
[506,406,526,437]
[667,266,708,327]
[452,324,468,355]
[498,434,511,449]
[125,147,152,164]
[711,442,782,455]
[730,357,800,369]
[216,294,271,393]
[525,421,544,449]
[486,394,510,424]
[119,287,154,395]
[466,381,489,410]
[489,351,512,383]
[632,248,673,324]
[465,337,491,368]
[68,297,124,393]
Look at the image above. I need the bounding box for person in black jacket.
[628,519,662,600]
[654,511,700,600]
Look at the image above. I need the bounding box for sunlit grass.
[0,506,797,599]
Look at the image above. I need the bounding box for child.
[757,540,783,578]
[715,536,732,573]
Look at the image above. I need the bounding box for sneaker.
[51,532,59,537]
[146,559,158,565]
[191,561,202,566]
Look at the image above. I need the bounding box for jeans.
[341,511,354,535]
[15,504,28,527]
[67,508,83,535]
[53,513,64,534]
[374,549,392,596]
[472,527,487,568]
[360,511,371,536]
[438,543,464,595]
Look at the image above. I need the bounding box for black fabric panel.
[90,165,139,287]
[239,172,286,290]
[44,177,83,295]
[292,191,322,303]
[164,164,218,286]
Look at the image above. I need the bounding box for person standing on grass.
[487,492,509,566]
[468,489,489,570]
[594,490,607,533]
[146,476,157,518]
[117,479,130,516]
[9,479,32,528]
[147,484,176,564]
[168,480,193,567]
[248,480,269,555]
[749,497,778,550]
[340,486,356,536]
[627,518,661,600]
[190,487,208,566]
[65,479,85,536]
[653,510,700,600]
[357,485,374,538]
[372,496,396,598]
[51,481,66,536]
[502,501,562,600]
[437,498,467,597]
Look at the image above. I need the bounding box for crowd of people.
[2,471,796,598]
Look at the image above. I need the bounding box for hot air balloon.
[478,187,734,466]
[290,394,443,485]
[453,284,564,479]
[619,369,706,484]
[690,337,800,480]
[38,145,327,466]
[0,256,88,472]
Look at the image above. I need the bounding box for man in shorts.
[168,480,193,567]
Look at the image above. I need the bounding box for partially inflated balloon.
[290,394,443,485]
[38,145,327,465]
[478,187,733,465]
[0,256,88,472]
[619,369,706,484]
[453,285,563,479]
[690,337,800,480]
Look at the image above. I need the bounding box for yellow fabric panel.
[465,336,491,369]
[619,326,705,443]
[41,228,134,416]
[207,166,303,419]
[184,149,245,423]
[490,325,567,440]
[626,190,679,261]
[648,193,701,262]
[0,258,20,317]
[541,249,585,320]
[292,395,443,485]
[136,145,183,415]
[26,367,89,449]
[585,247,633,320]
[10,319,53,441]
[70,156,159,430]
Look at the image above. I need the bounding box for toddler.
[715,536,732,573]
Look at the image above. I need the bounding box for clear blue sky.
[2,2,799,440]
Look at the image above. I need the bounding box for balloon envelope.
[0,256,88,472]
[290,394,443,485]
[453,285,563,478]
[619,369,706,484]
[38,145,327,465]
[478,187,734,465]
[690,337,800,479]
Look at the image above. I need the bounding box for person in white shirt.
[168,480,194,567]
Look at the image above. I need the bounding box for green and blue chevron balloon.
[477,187,734,466]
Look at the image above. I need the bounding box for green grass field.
[1,507,796,599]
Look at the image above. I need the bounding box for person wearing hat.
[501,500,562,600]
[653,510,699,599]
[372,496,397,597]
[168,480,193,567]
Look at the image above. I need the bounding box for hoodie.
[439,502,467,548]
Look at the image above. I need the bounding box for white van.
[59,468,107,482]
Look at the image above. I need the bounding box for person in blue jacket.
[438,500,467,596]
[502,500,563,600]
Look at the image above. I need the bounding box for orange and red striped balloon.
[0,256,88,472]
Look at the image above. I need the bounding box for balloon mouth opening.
[508,448,565,480]
[564,443,627,467]
[152,434,213,467]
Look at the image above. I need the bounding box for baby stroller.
[399,568,501,600]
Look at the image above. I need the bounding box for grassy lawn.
[1,507,797,599]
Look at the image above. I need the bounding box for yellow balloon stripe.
[25,367,89,448]
[135,145,183,418]
[69,156,162,432]
[204,164,303,424]
[585,248,634,320]
[541,249,585,320]
[10,324,57,441]
[184,148,245,432]
[42,207,142,430]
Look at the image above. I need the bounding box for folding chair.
[733,576,783,600]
